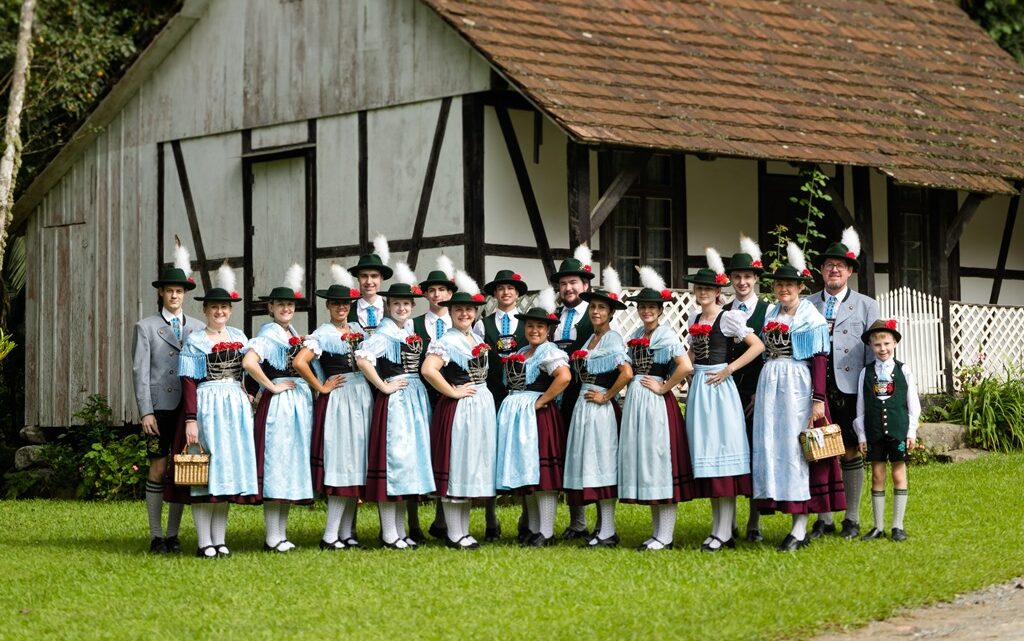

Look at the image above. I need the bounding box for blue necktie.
[435,318,445,340]
[501,312,510,336]
[367,305,377,327]
[738,302,748,313]
[562,308,575,341]
[825,295,837,320]
[171,317,181,342]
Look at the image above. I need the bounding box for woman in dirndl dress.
[753,243,844,552]
[355,263,435,550]
[564,267,633,548]
[241,264,314,554]
[177,265,258,558]
[293,265,373,551]
[421,272,496,550]
[494,288,571,547]
[618,267,697,551]
[683,249,765,552]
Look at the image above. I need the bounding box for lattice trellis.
[950,301,1024,390]
[878,287,947,395]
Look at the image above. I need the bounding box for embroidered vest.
[690,313,729,365]
[863,361,910,442]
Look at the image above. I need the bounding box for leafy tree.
[963,0,1024,65]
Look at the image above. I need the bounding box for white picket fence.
[877,287,947,394]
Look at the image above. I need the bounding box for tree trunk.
[0,0,37,268]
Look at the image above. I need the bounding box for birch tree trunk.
[0,0,37,267]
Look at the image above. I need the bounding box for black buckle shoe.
[195,546,217,559]
[341,537,362,549]
[637,538,673,551]
[445,535,480,550]
[407,528,427,544]
[215,545,231,558]
[428,522,448,541]
[560,527,590,540]
[745,529,764,543]
[319,539,345,551]
[809,520,836,540]
[586,533,619,548]
[839,519,860,539]
[777,534,810,552]
[263,541,290,553]
[149,536,167,554]
[860,528,885,541]
[163,535,182,553]
[700,535,736,553]
[890,528,907,542]
[485,522,502,542]
[527,533,554,547]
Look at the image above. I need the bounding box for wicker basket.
[799,424,845,462]
[173,444,210,486]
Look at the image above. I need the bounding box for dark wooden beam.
[407,97,452,270]
[852,166,876,298]
[358,110,369,254]
[964,265,1024,280]
[944,192,988,257]
[317,234,465,260]
[170,140,212,291]
[240,142,316,162]
[162,256,246,271]
[484,243,600,262]
[494,104,554,279]
[990,191,1020,304]
[567,140,591,247]
[156,142,164,284]
[590,150,652,231]
[480,89,536,112]
[463,94,486,279]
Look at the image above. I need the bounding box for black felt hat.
[682,268,730,288]
[315,285,361,301]
[379,283,423,299]
[194,288,241,303]
[259,286,306,301]
[625,288,676,303]
[439,291,487,307]
[419,270,458,292]
[579,288,627,311]
[725,253,765,275]
[484,269,528,296]
[152,267,197,291]
[515,307,561,325]
[862,319,902,344]
[348,253,393,280]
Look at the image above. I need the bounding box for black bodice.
[320,350,356,377]
[206,349,244,382]
[261,343,301,379]
[440,354,489,386]
[764,330,794,360]
[505,359,555,394]
[377,342,423,379]
[628,344,671,378]
[690,313,729,365]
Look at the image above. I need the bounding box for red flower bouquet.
[501,354,527,364]
[212,341,244,352]
[688,324,712,337]
[627,337,651,348]
[570,349,589,360]
[763,322,789,334]
[472,343,490,357]
[406,335,423,346]
[342,332,365,344]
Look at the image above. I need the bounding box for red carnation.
[471,293,485,302]
[715,273,728,286]
[288,336,303,346]
[571,349,588,360]
[502,354,526,364]
[627,337,651,348]
[411,285,423,295]
[764,321,779,332]
[800,269,811,277]
[846,251,856,259]
[511,273,522,281]
[884,319,898,330]
[343,332,365,343]
[187,277,195,283]
[349,288,360,298]
[472,343,491,357]
[660,289,672,300]
[230,291,240,299]
[778,323,790,333]
[752,260,763,268]
[406,335,423,345]
[583,265,592,273]
[689,324,713,337]
[609,292,619,300]
[294,290,303,297]
[548,313,558,320]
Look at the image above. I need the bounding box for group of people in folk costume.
[133,228,919,557]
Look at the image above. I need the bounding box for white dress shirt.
[852,358,921,443]
[356,296,385,328]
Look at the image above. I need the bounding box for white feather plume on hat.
[573,243,593,268]
[393,262,417,286]
[601,265,622,298]
[173,235,191,274]
[372,234,391,266]
[453,270,481,297]
[285,263,304,292]
[536,287,557,315]
[841,226,861,259]
[436,254,456,280]
[739,234,762,264]
[787,242,808,275]
[331,262,357,288]
[215,261,235,292]
[637,265,667,292]
[705,247,726,276]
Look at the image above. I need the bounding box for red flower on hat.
[187,277,195,283]
[288,336,303,346]
[471,293,485,302]
[548,313,558,320]
[502,354,527,364]
[752,260,763,268]
[884,319,898,330]
[472,343,490,357]
[411,285,423,295]
[609,292,619,300]
[511,273,522,281]
[801,269,811,277]
[294,290,303,298]
[349,288,360,297]
[230,291,240,300]
[689,324,713,337]
[846,251,856,259]
[714,273,728,286]
[660,289,672,300]
[583,265,592,273]
[571,349,589,360]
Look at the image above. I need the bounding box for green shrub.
[929,360,1024,453]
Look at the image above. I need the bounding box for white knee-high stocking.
[263,503,282,547]
[278,504,293,550]
[442,499,462,542]
[597,499,616,539]
[525,494,540,534]
[657,504,677,545]
[192,503,213,550]
[394,500,408,539]
[324,496,345,542]
[791,513,809,540]
[715,498,736,542]
[211,503,229,547]
[339,498,357,541]
[537,492,557,539]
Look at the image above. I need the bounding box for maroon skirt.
[565,400,622,507]
[502,402,565,496]
[756,457,847,515]
[430,395,457,498]
[364,391,422,503]
[621,392,699,505]
[252,390,312,506]
[310,391,362,498]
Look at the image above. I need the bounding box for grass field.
[2,454,1023,641]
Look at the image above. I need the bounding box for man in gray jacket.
[809,229,879,540]
[132,263,203,553]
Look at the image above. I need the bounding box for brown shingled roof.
[422,0,1024,195]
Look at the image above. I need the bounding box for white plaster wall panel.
[316,113,361,248]
[686,157,758,256]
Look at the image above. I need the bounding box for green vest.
[863,361,910,442]
[554,306,593,353]
[724,298,768,397]
[482,311,527,406]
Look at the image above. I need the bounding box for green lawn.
[2,454,1022,641]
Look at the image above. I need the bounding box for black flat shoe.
[428,522,448,540]
[700,535,736,553]
[164,535,182,553]
[485,523,502,542]
[445,535,480,550]
[408,528,427,544]
[890,528,907,542]
[518,521,531,542]
[732,526,740,540]
[777,534,810,552]
[637,538,673,551]
[341,537,362,549]
[560,527,590,540]
[586,533,619,548]
[402,536,419,549]
[263,541,290,553]
[745,529,764,543]
[149,536,167,554]
[528,533,554,547]
[809,520,836,540]
[839,519,860,539]
[215,545,231,558]
[381,538,411,550]
[319,538,345,551]
[860,528,885,541]
[195,546,217,559]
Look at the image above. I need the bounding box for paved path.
[810,578,1024,641]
